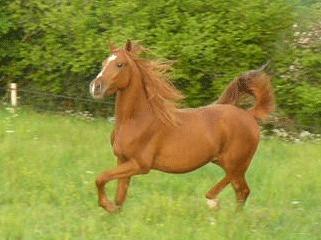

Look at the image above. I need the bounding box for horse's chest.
[112,127,142,158]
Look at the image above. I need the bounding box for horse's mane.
[126,43,185,126]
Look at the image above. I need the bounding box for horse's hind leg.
[206,151,254,210]
[205,175,230,209]
[228,155,253,210]
[230,174,250,210]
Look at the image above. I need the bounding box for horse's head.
[90,40,134,99]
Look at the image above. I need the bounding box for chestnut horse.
[89,40,274,213]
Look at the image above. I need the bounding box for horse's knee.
[95,176,105,188]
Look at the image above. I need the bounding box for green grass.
[0,109,320,240]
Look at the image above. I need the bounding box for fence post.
[10,83,17,109]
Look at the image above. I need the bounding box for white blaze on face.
[96,54,117,79]
[91,54,118,97]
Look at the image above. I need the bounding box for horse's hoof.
[99,200,120,213]
[207,198,220,210]
[103,203,120,213]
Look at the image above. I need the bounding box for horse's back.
[179,103,259,138]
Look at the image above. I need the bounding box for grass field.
[0,109,320,240]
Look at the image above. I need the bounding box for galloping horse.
[89,40,275,213]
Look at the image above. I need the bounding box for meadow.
[0,109,320,240]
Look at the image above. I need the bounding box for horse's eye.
[117,63,124,68]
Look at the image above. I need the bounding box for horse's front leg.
[95,160,143,213]
[115,159,131,206]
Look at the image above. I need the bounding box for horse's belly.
[152,139,216,173]
[153,156,210,173]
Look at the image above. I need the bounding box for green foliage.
[274,2,321,128]
[0,0,320,128]
[1,110,321,239]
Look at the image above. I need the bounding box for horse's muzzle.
[89,80,103,98]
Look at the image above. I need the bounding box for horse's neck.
[114,72,152,128]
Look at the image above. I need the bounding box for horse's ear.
[108,41,117,52]
[125,39,132,52]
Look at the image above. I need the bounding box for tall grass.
[0,109,320,240]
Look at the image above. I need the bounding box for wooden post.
[10,83,17,108]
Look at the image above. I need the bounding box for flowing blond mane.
[127,43,185,125]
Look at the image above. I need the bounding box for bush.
[0,0,320,130]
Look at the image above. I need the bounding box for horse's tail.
[217,63,275,120]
